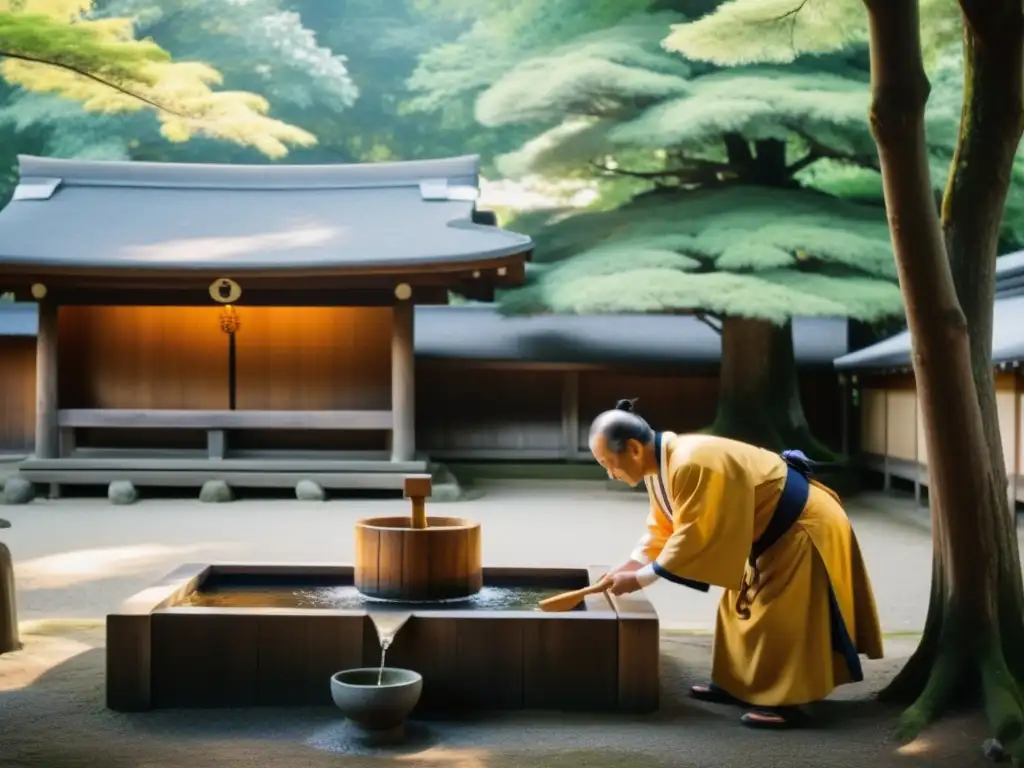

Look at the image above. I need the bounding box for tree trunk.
[863,0,1024,754]
[941,1,1024,689]
[710,316,835,460]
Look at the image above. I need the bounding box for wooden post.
[35,301,59,497]
[404,474,431,530]
[391,300,415,462]
[838,374,850,459]
[882,389,892,493]
[1011,369,1021,512]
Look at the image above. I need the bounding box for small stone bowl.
[330,668,423,744]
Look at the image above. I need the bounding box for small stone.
[430,483,464,503]
[983,738,1009,762]
[425,465,466,503]
[108,480,138,505]
[199,480,234,504]
[3,477,34,505]
[295,479,325,502]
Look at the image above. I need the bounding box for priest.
[591,399,884,729]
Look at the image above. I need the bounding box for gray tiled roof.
[834,250,1024,371]
[835,294,1024,371]
[0,301,848,366]
[415,305,848,366]
[0,155,531,271]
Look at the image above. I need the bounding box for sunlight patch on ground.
[19,618,105,635]
[15,542,232,590]
[896,736,934,757]
[0,631,99,691]
[398,747,490,768]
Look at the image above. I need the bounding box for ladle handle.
[404,475,432,530]
[538,582,610,612]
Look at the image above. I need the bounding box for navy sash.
[749,449,813,567]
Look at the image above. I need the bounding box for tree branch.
[786,151,820,174]
[0,50,188,118]
[787,125,881,172]
[589,160,736,185]
[694,311,723,335]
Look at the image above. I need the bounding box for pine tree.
[0,0,329,159]
[413,2,904,457]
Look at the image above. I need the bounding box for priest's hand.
[607,571,642,595]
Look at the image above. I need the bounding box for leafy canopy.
[412,5,904,324]
[664,2,1024,252]
[0,0,327,158]
[502,186,902,324]
[661,0,961,68]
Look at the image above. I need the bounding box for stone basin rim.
[332,668,423,689]
[355,515,480,532]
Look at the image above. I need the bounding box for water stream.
[368,611,412,686]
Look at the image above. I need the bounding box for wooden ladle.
[538,580,611,612]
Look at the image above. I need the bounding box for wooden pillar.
[838,374,850,459]
[1011,369,1021,513]
[35,301,59,459]
[882,389,892,493]
[35,301,60,496]
[391,300,415,462]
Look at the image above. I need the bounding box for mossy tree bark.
[709,316,835,460]
[863,0,1024,755]
[940,0,1024,693]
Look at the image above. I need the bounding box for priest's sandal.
[690,683,744,706]
[739,707,806,730]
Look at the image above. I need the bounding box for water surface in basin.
[179,572,591,612]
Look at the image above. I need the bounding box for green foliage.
[0,11,168,84]
[662,0,961,69]
[608,63,875,158]
[475,14,693,128]
[407,0,660,112]
[407,3,903,325]
[0,0,356,164]
[501,186,902,324]
[0,1,322,159]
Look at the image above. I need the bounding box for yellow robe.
[632,432,884,707]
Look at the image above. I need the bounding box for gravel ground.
[1,478,1021,767]
[1,480,983,633]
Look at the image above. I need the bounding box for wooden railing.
[57,408,393,459]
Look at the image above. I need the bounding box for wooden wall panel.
[0,338,36,453]
[798,371,843,451]
[885,391,917,461]
[59,306,228,410]
[860,389,887,456]
[577,372,719,449]
[231,307,391,452]
[234,307,391,411]
[1019,394,1024,477]
[996,390,1017,476]
[416,366,565,453]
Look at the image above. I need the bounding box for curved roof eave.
[0,155,532,274]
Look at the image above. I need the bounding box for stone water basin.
[106,563,660,715]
